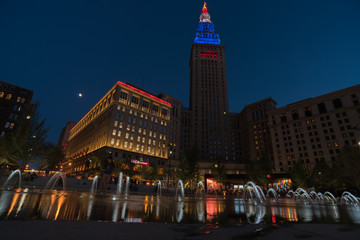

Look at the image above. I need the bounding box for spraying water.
[44,172,66,191]
[90,176,98,194]
[3,169,21,189]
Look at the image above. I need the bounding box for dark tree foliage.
[141,161,158,182]
[7,102,49,170]
[311,160,338,193]
[290,160,307,189]
[177,146,199,188]
[210,156,226,184]
[45,145,65,170]
[334,145,360,192]
[245,152,272,186]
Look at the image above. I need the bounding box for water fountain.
[116,172,123,197]
[90,176,98,194]
[2,177,360,225]
[341,191,359,205]
[266,188,278,201]
[3,169,21,190]
[195,181,205,199]
[43,172,66,191]
[175,180,185,201]
[207,184,217,197]
[154,180,162,197]
[124,176,130,197]
[242,181,265,203]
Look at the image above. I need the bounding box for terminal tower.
[188,3,230,162]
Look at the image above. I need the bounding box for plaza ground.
[1,221,360,240]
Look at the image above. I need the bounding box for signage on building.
[131,159,149,166]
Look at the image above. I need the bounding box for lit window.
[114,121,118,127]
[136,144,140,151]
[9,123,15,129]
[125,133,129,139]
[116,140,120,147]
[124,141,128,148]
[129,143,133,150]
[6,94,11,100]
[117,131,121,137]
[110,138,115,145]
[0,92,4,98]
[112,130,117,135]
[141,145,144,152]
[137,136,141,142]
[130,134,134,140]
[4,122,10,128]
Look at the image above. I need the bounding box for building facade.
[57,121,77,152]
[238,98,277,166]
[268,85,360,173]
[188,3,230,162]
[0,81,33,137]
[65,81,172,175]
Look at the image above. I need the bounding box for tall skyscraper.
[189,3,229,162]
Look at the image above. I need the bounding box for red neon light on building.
[117,81,172,107]
[200,51,217,59]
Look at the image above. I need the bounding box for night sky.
[1,0,360,143]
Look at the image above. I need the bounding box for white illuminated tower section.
[189,3,229,162]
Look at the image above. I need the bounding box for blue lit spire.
[194,2,220,45]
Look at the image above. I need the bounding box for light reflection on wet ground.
[0,189,359,224]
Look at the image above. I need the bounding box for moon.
[78,93,83,97]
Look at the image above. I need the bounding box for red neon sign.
[200,51,217,59]
[131,159,149,166]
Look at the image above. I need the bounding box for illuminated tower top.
[194,2,220,45]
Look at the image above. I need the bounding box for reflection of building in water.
[206,200,225,221]
[270,206,298,222]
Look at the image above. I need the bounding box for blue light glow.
[194,22,220,45]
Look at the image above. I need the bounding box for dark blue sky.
[1,0,360,143]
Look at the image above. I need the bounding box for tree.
[7,102,49,170]
[141,162,158,182]
[210,156,226,184]
[245,152,272,186]
[290,160,307,189]
[45,145,65,170]
[311,160,338,193]
[177,146,199,188]
[334,145,360,192]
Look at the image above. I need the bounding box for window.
[131,96,139,105]
[317,103,327,114]
[333,98,343,110]
[161,109,168,117]
[142,100,149,109]
[152,104,159,113]
[120,91,128,100]
[291,110,299,120]
[5,94,12,100]
[304,106,312,117]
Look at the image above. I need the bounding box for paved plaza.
[1,221,360,240]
